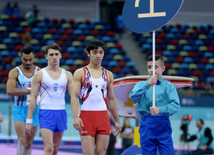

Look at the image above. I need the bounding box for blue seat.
[183,45,192,51]
[65,59,74,65]
[193,57,200,63]
[101,60,108,67]
[184,57,193,63]
[14,57,21,63]
[177,69,185,76]
[67,47,77,53]
[102,36,111,42]
[14,27,23,32]
[13,38,21,44]
[146,38,152,43]
[32,45,41,51]
[195,40,203,46]
[39,40,46,45]
[166,33,175,39]
[58,29,65,34]
[204,52,213,58]
[10,51,18,57]
[71,53,79,59]
[180,63,189,69]
[170,28,178,33]
[0,50,9,56]
[168,57,175,63]
[184,70,193,76]
[205,64,214,70]
[172,51,179,57]
[46,40,55,45]
[123,55,130,61]
[122,68,130,74]
[108,61,118,67]
[73,29,83,35]
[41,28,49,33]
[83,30,90,35]
[142,44,151,50]
[199,76,206,83]
[192,46,199,51]
[39,58,47,64]
[37,22,46,27]
[206,77,213,82]
[46,23,54,28]
[163,50,172,57]
[105,54,113,60]
[32,28,41,33]
[202,70,210,76]
[126,61,135,68]
[53,34,60,40]
[187,39,194,45]
[34,34,43,39]
[3,38,12,44]
[78,24,88,30]
[60,59,65,65]
[109,48,119,54]
[76,47,84,53]
[197,64,205,70]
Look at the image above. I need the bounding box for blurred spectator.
[106,113,116,155]
[181,119,213,155]
[0,111,3,122]
[33,5,39,19]
[21,32,32,45]
[116,14,125,38]
[12,2,19,16]
[25,7,35,24]
[120,118,134,153]
[5,2,12,16]
[186,87,195,96]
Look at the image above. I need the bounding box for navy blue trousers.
[139,115,175,155]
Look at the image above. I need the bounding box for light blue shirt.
[129,77,180,116]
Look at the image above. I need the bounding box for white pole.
[152,30,156,107]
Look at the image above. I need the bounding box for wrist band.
[26,119,33,124]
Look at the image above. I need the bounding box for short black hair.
[45,43,61,54]
[198,119,204,125]
[86,39,106,53]
[20,45,34,55]
[147,54,165,66]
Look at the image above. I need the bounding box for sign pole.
[152,30,156,107]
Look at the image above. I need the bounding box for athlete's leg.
[14,121,26,155]
[95,134,109,155]
[81,135,95,155]
[52,132,64,155]
[24,125,38,155]
[40,128,54,155]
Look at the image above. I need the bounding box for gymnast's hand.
[113,121,121,136]
[150,106,160,115]
[73,116,84,131]
[25,123,33,136]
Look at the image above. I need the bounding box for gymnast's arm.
[27,71,42,119]
[6,68,30,96]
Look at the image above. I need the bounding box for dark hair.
[147,54,165,66]
[86,39,106,53]
[45,43,61,54]
[20,45,34,55]
[198,119,204,125]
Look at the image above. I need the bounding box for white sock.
[17,139,25,155]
